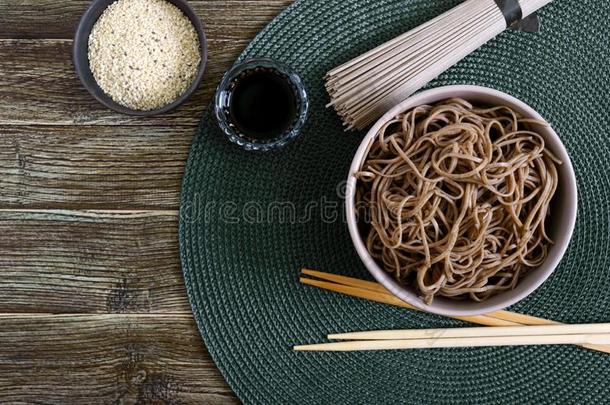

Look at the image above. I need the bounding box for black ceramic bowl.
[73,0,207,116]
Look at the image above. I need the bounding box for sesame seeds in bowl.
[73,0,207,116]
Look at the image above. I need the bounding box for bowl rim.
[72,0,208,116]
[345,85,578,317]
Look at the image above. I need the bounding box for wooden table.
[0,1,291,402]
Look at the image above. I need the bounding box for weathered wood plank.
[0,0,292,126]
[0,38,243,126]
[0,125,192,209]
[0,210,190,314]
[0,0,292,40]
[0,0,293,205]
[0,1,294,401]
[0,314,238,404]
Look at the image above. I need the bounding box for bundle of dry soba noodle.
[356,98,561,304]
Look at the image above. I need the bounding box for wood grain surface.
[0,39,242,126]
[0,126,191,208]
[0,210,185,314]
[0,0,293,402]
[0,314,237,404]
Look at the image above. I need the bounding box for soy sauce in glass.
[229,68,297,139]
[215,59,309,151]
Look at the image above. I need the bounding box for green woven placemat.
[179,1,610,403]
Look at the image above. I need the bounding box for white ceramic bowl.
[346,85,578,317]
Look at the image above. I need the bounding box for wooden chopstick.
[299,269,610,354]
[302,269,387,293]
[328,323,610,340]
[302,268,527,322]
[299,277,511,326]
[294,334,610,352]
[301,268,522,326]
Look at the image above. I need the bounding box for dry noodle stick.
[327,0,480,77]
[326,0,554,130]
[333,2,503,126]
[327,4,490,96]
[330,4,499,95]
[335,13,500,115]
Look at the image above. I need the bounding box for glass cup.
[214,58,309,151]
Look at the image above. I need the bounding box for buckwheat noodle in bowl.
[355,98,561,305]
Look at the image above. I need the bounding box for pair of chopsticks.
[295,323,610,351]
[297,269,610,354]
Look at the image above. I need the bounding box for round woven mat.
[180,0,610,403]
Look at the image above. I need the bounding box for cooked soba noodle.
[356,98,561,304]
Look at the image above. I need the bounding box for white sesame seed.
[88,0,201,111]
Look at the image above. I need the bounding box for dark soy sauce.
[227,68,298,140]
